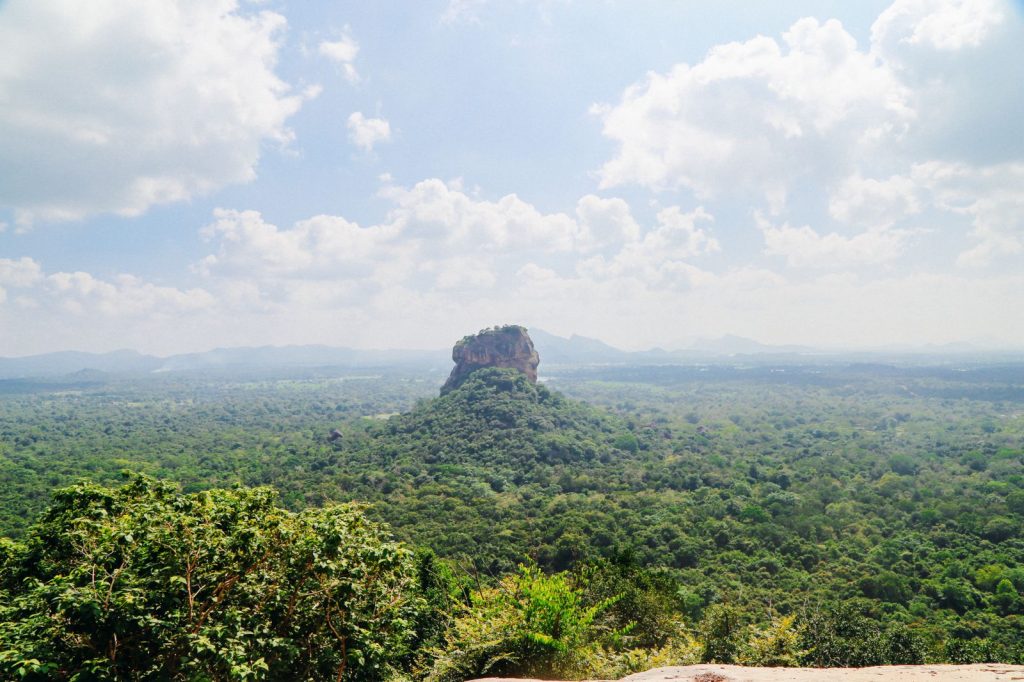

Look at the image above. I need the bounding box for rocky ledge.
[472,663,1024,682]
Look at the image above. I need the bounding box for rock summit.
[441,325,540,394]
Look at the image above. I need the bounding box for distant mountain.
[155,345,448,372]
[531,330,817,364]
[3,334,1018,380]
[529,329,629,364]
[0,345,449,379]
[688,334,815,356]
[0,350,162,378]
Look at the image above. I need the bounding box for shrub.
[0,476,419,681]
[740,614,802,667]
[699,604,742,663]
[426,565,619,681]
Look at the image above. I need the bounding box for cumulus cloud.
[578,206,718,290]
[347,112,392,152]
[758,217,915,268]
[0,257,44,288]
[318,33,360,82]
[574,195,641,250]
[197,181,721,307]
[593,0,1022,279]
[594,17,913,203]
[0,254,223,353]
[199,208,400,281]
[827,161,1024,268]
[911,161,1024,267]
[871,0,1006,52]
[0,256,212,323]
[595,0,1022,208]
[0,0,302,226]
[377,179,583,254]
[45,272,214,317]
[828,174,922,228]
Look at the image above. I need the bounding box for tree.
[699,604,741,663]
[0,476,420,681]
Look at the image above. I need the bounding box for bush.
[740,614,802,667]
[0,476,419,681]
[426,565,620,681]
[798,604,884,667]
[699,604,742,663]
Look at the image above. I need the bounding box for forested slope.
[1,362,1023,668]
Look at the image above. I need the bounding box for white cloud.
[759,217,914,268]
[347,112,392,152]
[302,84,325,100]
[578,206,718,289]
[45,272,214,317]
[872,0,1006,52]
[0,0,303,226]
[442,0,487,24]
[828,174,922,228]
[0,257,44,288]
[197,183,718,306]
[0,257,214,348]
[422,257,499,290]
[594,17,913,203]
[440,0,570,26]
[378,178,583,254]
[574,195,641,250]
[0,264,216,353]
[595,0,1023,216]
[911,161,1024,267]
[199,208,400,281]
[318,33,360,82]
[198,180,592,304]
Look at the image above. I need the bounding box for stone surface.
[472,663,1024,682]
[441,325,540,394]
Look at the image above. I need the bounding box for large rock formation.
[441,325,540,394]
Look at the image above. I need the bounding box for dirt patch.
[693,674,731,682]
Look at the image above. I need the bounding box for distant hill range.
[0,346,449,380]
[530,330,817,364]
[0,331,1019,380]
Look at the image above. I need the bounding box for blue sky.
[0,0,1022,355]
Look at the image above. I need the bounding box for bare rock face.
[441,325,540,394]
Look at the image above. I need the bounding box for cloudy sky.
[1,0,1022,355]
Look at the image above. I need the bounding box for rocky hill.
[441,325,540,394]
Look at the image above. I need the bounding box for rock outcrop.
[441,325,540,394]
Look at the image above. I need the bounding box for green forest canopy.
[1,361,1023,678]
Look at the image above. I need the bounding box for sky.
[0,0,1022,356]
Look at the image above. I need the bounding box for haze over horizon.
[1,0,1023,356]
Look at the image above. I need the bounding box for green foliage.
[3,361,1024,668]
[426,565,620,681]
[798,603,884,667]
[0,476,419,681]
[571,553,683,650]
[739,614,802,667]
[796,603,925,667]
[698,604,741,663]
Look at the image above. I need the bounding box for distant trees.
[2,363,1024,672]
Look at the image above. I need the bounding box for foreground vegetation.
[1,360,1023,678]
